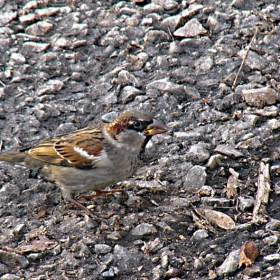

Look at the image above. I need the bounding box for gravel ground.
[0,0,280,279]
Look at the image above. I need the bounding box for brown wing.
[27,125,104,167]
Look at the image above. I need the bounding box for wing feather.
[27,125,105,167]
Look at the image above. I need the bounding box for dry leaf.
[18,235,58,253]
[191,210,218,235]
[18,226,58,253]
[239,241,258,267]
[35,209,47,219]
[226,168,239,199]
[25,226,46,241]
[194,208,236,230]
[198,185,215,197]
[141,238,161,254]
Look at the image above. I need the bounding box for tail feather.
[0,152,27,163]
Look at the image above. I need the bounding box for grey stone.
[113,245,143,273]
[120,86,142,103]
[152,265,164,280]
[169,41,184,54]
[194,56,214,72]
[173,130,202,139]
[35,7,59,17]
[131,223,157,236]
[69,23,88,36]
[242,87,277,107]
[183,166,207,192]
[53,38,71,49]
[238,196,255,211]
[267,119,280,130]
[107,231,122,240]
[119,7,138,16]
[36,80,64,96]
[263,235,278,246]
[193,229,209,241]
[231,0,245,8]
[13,223,25,234]
[0,264,8,276]
[135,180,167,192]
[263,254,280,262]
[206,154,224,169]
[117,70,140,86]
[94,244,112,254]
[144,30,169,43]
[169,197,189,207]
[174,18,207,37]
[27,253,44,261]
[186,143,210,162]
[19,13,36,24]
[102,267,115,278]
[216,249,240,276]
[236,136,262,149]
[238,50,268,70]
[0,274,21,280]
[0,250,29,271]
[214,145,244,157]
[10,53,26,64]
[265,219,280,231]
[243,114,260,126]
[161,15,181,32]
[101,112,119,123]
[200,197,232,207]
[22,42,50,53]
[181,4,203,18]
[25,21,53,36]
[163,0,179,10]
[0,12,17,26]
[193,258,205,270]
[146,78,184,94]
[254,106,279,117]
[207,15,220,32]
[143,4,164,13]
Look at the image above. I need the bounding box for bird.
[0,110,167,218]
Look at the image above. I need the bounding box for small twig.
[0,80,6,87]
[232,28,259,90]
[252,161,271,223]
[14,92,25,98]
[1,246,23,255]
[166,26,175,42]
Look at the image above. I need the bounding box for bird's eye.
[128,120,144,132]
[133,120,141,128]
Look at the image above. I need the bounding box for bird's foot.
[80,189,125,200]
[68,197,115,220]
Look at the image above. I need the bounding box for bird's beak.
[144,120,168,136]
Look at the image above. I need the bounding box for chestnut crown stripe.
[106,116,152,138]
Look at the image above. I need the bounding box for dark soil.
[1,0,280,279]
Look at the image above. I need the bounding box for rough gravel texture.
[0,0,280,279]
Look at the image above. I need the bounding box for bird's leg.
[68,197,99,219]
[61,188,117,219]
[68,197,114,220]
[80,189,125,200]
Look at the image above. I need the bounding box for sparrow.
[0,110,167,218]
